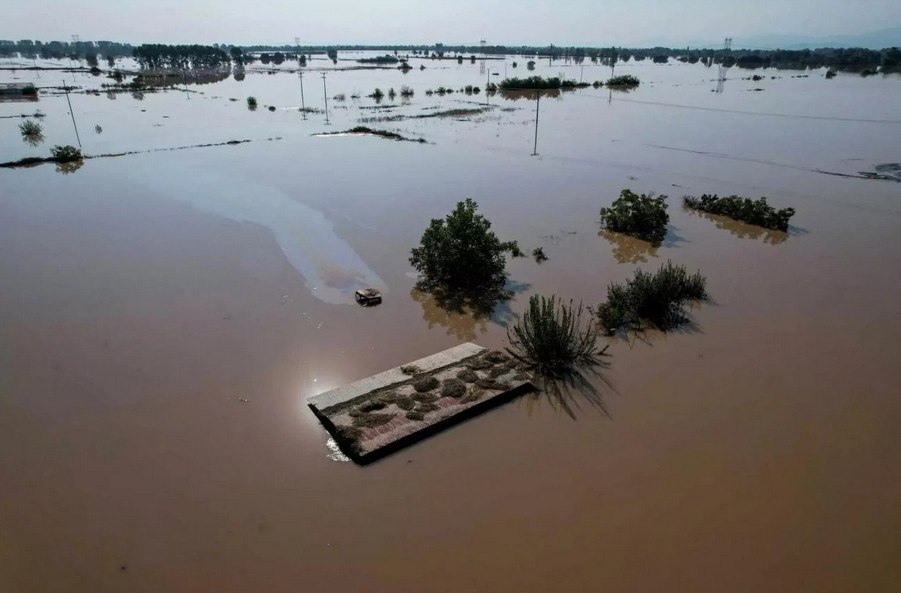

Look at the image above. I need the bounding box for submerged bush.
[409,198,516,307]
[683,194,795,231]
[369,88,384,100]
[599,189,669,245]
[499,76,588,90]
[246,96,257,110]
[18,119,43,138]
[596,260,707,334]
[606,74,640,87]
[506,294,603,375]
[50,145,83,162]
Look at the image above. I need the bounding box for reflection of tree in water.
[498,88,576,102]
[55,159,84,175]
[688,210,788,245]
[22,132,44,148]
[599,230,658,263]
[410,279,524,340]
[410,288,489,340]
[523,359,616,420]
[138,68,232,87]
[131,90,145,101]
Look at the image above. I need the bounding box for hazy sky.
[2,0,900,46]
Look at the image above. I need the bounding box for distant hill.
[733,27,901,50]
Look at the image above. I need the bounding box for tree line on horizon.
[1,39,898,72]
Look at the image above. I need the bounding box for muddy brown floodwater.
[1,53,901,592]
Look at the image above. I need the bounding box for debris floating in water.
[355,288,383,306]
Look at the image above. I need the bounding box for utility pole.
[63,81,82,149]
[299,71,306,119]
[531,91,540,156]
[321,72,329,124]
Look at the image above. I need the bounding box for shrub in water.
[599,189,669,245]
[596,260,707,334]
[506,294,603,375]
[606,74,640,87]
[499,76,586,90]
[50,145,82,162]
[19,119,43,137]
[409,198,516,306]
[683,194,795,232]
[246,96,257,110]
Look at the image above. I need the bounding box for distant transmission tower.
[715,37,732,93]
[480,38,487,75]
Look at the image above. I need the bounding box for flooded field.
[2,52,901,592]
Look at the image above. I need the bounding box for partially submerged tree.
[410,198,517,309]
[506,295,604,376]
[600,189,669,245]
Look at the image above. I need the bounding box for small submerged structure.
[0,83,38,102]
[308,343,533,463]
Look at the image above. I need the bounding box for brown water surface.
[1,54,901,592]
